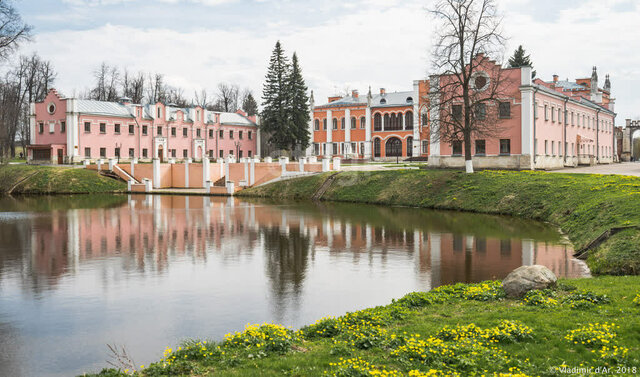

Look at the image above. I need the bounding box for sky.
[7,0,640,122]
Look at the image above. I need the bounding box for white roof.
[76,100,134,117]
[219,112,255,126]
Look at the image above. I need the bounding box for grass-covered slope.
[0,165,126,194]
[240,169,640,275]
[84,276,640,377]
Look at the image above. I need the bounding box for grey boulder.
[502,265,557,298]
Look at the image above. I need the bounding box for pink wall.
[33,90,67,146]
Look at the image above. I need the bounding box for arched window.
[385,137,402,157]
[374,114,382,131]
[360,116,366,129]
[380,98,387,105]
[332,118,338,130]
[351,117,357,129]
[390,113,397,130]
[323,119,327,130]
[341,117,345,129]
[421,108,428,126]
[407,137,413,157]
[314,119,320,131]
[406,97,413,103]
[374,138,381,157]
[405,112,413,130]
[383,114,390,130]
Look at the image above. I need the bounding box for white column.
[250,158,255,185]
[225,159,230,182]
[520,66,534,170]
[203,157,210,187]
[345,108,351,157]
[243,159,249,183]
[364,106,372,158]
[152,158,160,189]
[108,158,116,171]
[428,75,441,160]
[326,110,332,157]
[299,157,306,172]
[96,159,103,171]
[307,109,315,157]
[130,158,137,178]
[184,159,190,188]
[322,158,330,172]
[332,157,341,171]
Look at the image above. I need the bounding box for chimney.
[352,90,359,98]
[119,96,132,105]
[380,88,386,96]
[553,75,559,83]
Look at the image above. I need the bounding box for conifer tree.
[287,53,310,151]
[261,41,293,151]
[508,45,536,78]
[242,92,258,116]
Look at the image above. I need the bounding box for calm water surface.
[0,194,588,377]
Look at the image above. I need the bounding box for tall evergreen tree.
[287,53,310,151]
[508,45,536,78]
[242,92,258,116]
[261,41,293,151]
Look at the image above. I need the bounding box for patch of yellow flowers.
[565,322,628,363]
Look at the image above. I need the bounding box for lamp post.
[116,142,122,164]
[234,141,241,159]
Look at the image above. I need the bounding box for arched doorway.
[374,138,381,158]
[633,129,640,161]
[407,137,413,157]
[385,137,402,157]
[158,146,164,162]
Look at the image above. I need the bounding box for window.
[84,147,91,157]
[475,103,486,120]
[129,124,134,134]
[421,111,428,126]
[209,129,213,138]
[380,98,386,104]
[405,111,413,129]
[407,137,413,157]
[452,105,462,121]
[142,125,148,135]
[197,110,200,121]
[332,118,338,130]
[114,123,119,134]
[558,108,562,123]
[61,121,66,133]
[499,139,511,155]
[551,107,556,122]
[452,140,462,156]
[360,116,366,129]
[315,119,320,131]
[157,126,162,136]
[239,131,243,139]
[99,123,106,133]
[209,150,214,158]
[498,102,511,118]
[239,150,243,158]
[422,140,428,154]
[84,122,91,133]
[143,149,148,158]
[157,107,161,118]
[219,130,224,138]
[38,122,44,134]
[571,112,574,125]
[351,117,356,129]
[171,127,176,136]
[49,122,55,133]
[128,148,134,158]
[196,129,201,138]
[230,130,234,139]
[383,114,390,129]
[323,119,327,130]
[171,149,176,158]
[374,138,381,157]
[100,148,106,158]
[182,128,187,137]
[544,140,548,155]
[229,149,233,156]
[248,150,252,158]
[183,149,188,158]
[475,139,486,155]
[551,141,555,156]
[341,117,345,130]
[332,143,338,155]
[248,131,252,140]
[374,114,382,131]
[219,150,224,158]
[544,105,548,120]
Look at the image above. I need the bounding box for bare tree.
[429,0,507,173]
[165,86,188,107]
[146,73,166,103]
[194,88,209,109]
[0,1,32,60]
[215,83,239,112]
[90,62,120,101]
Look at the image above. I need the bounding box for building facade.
[28,89,260,164]
[308,63,616,170]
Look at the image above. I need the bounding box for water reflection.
[0,195,587,377]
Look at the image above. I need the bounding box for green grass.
[239,169,640,276]
[83,276,640,377]
[0,164,127,194]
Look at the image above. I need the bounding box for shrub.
[522,289,558,308]
[223,323,295,354]
[562,290,610,309]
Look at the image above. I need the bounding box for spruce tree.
[508,45,536,78]
[287,52,310,151]
[261,41,293,151]
[242,93,258,116]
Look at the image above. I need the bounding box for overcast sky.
[8,0,640,122]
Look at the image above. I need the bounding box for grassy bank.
[85,276,640,377]
[0,164,126,194]
[240,170,640,276]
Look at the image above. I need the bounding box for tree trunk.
[464,131,474,173]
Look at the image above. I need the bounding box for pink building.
[27,89,261,164]
[429,61,616,170]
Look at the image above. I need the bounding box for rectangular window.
[183,149,188,158]
[142,125,148,135]
[239,131,243,139]
[340,118,345,130]
[182,128,187,137]
[452,105,462,121]
[100,148,106,158]
[558,108,562,124]
[361,117,366,129]
[157,126,162,136]
[248,131,252,140]
[219,130,224,139]
[128,148,134,158]
[571,112,574,125]
[323,119,327,130]
[209,129,213,138]
[551,107,556,122]
[500,139,511,155]
[171,149,176,158]
[129,124,134,134]
[100,123,106,133]
[142,148,148,158]
[551,141,555,156]
[219,150,224,158]
[422,140,428,154]
[38,122,44,134]
[84,147,91,158]
[61,121,66,133]
[248,150,252,158]
[84,122,91,133]
[114,123,120,134]
[229,149,234,156]
[544,105,549,120]
[239,150,243,158]
[499,102,511,118]
[475,139,486,155]
[314,143,320,155]
[452,140,462,156]
[545,140,548,155]
[230,130,234,139]
[209,150,214,158]
[171,127,176,137]
[196,128,201,138]
[49,122,55,133]
[332,143,338,155]
[475,103,486,120]
[351,117,356,129]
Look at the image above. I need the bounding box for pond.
[0,194,588,377]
